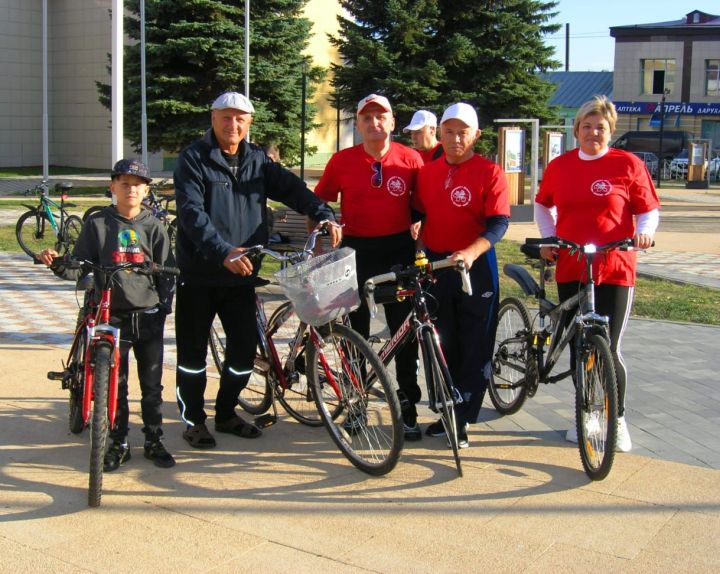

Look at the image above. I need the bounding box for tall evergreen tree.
[97,0,323,164]
[330,0,561,151]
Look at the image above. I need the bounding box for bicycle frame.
[79,287,121,428]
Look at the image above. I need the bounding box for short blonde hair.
[573,95,617,138]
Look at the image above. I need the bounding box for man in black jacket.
[174,91,341,449]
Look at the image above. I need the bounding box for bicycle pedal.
[254,414,277,428]
[47,370,67,381]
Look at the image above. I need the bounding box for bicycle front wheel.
[270,301,329,426]
[308,323,403,475]
[421,330,463,477]
[68,329,87,434]
[575,332,618,481]
[88,344,111,507]
[60,215,83,255]
[15,210,57,260]
[489,297,531,415]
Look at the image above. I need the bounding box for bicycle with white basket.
[215,222,403,475]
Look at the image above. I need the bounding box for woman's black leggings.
[557,282,634,416]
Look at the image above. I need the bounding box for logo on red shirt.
[450,186,472,207]
[590,180,612,197]
[387,176,407,197]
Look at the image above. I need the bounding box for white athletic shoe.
[565,424,578,443]
[616,416,632,452]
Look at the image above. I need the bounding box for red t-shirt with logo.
[535,148,660,286]
[314,142,423,237]
[414,154,511,253]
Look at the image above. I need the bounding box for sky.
[544,1,720,71]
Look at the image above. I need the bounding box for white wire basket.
[274,247,359,327]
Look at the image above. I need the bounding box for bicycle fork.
[82,322,121,428]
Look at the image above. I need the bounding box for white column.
[111,0,123,164]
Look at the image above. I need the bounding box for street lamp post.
[656,89,669,188]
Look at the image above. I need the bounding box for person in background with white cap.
[314,93,425,441]
[403,109,443,163]
[173,91,341,449]
[414,102,511,448]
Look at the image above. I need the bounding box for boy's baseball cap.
[440,103,479,131]
[403,110,437,133]
[111,159,152,183]
[357,93,392,115]
[211,91,255,114]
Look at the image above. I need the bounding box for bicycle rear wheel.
[210,319,273,415]
[575,332,618,481]
[60,215,83,255]
[82,205,105,222]
[15,210,57,260]
[68,329,87,434]
[421,330,463,477]
[308,323,403,475]
[489,297,531,415]
[88,344,111,507]
[270,301,329,426]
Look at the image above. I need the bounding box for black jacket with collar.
[174,129,335,285]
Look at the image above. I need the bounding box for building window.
[641,59,675,95]
[706,60,720,96]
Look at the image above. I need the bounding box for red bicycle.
[48,258,178,507]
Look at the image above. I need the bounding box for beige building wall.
[303,0,353,164]
[690,41,720,102]
[0,1,43,166]
[612,40,685,102]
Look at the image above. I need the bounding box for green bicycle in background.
[15,180,83,262]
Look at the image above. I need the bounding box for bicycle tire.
[209,319,273,415]
[60,215,83,255]
[488,297,532,415]
[88,344,111,507]
[422,330,463,477]
[308,322,403,475]
[68,329,87,434]
[166,219,177,266]
[270,301,330,426]
[15,210,57,260]
[575,332,618,481]
[82,205,105,222]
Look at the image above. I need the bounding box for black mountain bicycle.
[488,237,638,480]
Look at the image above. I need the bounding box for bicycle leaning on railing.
[47,258,179,507]
[363,252,472,477]
[211,221,404,476]
[488,237,641,481]
[15,180,83,262]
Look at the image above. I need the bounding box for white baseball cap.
[440,103,478,130]
[357,93,392,115]
[403,110,437,133]
[211,92,255,114]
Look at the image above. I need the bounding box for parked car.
[612,130,692,161]
[669,150,688,178]
[709,154,720,181]
[631,151,659,176]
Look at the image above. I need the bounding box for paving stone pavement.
[1,250,718,473]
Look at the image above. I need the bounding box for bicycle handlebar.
[54,257,180,277]
[364,257,472,318]
[228,219,340,265]
[524,237,651,253]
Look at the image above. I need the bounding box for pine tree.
[330,0,561,151]
[97,0,323,164]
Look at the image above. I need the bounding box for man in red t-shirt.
[315,93,424,440]
[414,102,511,448]
[403,109,443,164]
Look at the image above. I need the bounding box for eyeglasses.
[444,166,459,191]
[371,161,382,188]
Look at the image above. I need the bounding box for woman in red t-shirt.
[535,95,660,453]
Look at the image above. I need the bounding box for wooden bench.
[268,209,311,251]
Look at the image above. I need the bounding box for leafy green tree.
[97,0,323,164]
[330,0,562,152]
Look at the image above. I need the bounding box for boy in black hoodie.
[39,159,175,471]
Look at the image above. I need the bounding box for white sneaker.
[616,416,632,452]
[565,424,578,443]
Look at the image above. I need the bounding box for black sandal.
[182,423,217,449]
[215,416,262,439]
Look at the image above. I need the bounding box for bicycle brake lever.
[456,260,473,296]
[364,280,379,318]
